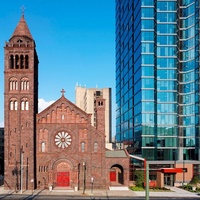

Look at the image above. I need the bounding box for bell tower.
[4,13,39,190]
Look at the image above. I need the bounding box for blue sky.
[0,0,116,133]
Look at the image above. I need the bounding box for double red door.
[110,171,116,182]
[57,172,70,186]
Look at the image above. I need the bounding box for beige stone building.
[75,86,112,148]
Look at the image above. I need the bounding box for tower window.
[42,142,45,152]
[10,99,18,110]
[9,77,18,90]
[94,142,98,152]
[81,142,85,152]
[21,77,29,90]
[25,55,29,69]
[21,98,29,110]
[15,55,19,69]
[9,55,14,69]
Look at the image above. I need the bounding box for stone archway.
[110,164,124,186]
[53,161,71,187]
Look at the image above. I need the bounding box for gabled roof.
[37,94,92,124]
[10,15,33,40]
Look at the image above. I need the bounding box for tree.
[134,170,144,187]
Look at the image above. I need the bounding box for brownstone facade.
[4,15,130,191]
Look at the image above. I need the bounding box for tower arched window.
[25,55,29,69]
[9,55,14,69]
[10,98,18,110]
[9,77,18,90]
[21,98,29,110]
[10,101,14,110]
[21,77,29,91]
[20,55,24,69]
[94,142,98,152]
[42,142,45,152]
[15,55,19,69]
[81,142,85,152]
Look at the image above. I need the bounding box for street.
[0,194,199,200]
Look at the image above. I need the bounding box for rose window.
[55,131,72,149]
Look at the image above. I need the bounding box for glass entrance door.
[164,173,174,186]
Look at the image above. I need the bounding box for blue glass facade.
[115,0,200,161]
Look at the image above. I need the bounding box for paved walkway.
[0,186,199,198]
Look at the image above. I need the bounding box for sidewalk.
[0,186,199,198]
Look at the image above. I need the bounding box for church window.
[14,101,18,110]
[10,101,14,110]
[9,77,18,90]
[15,55,19,69]
[54,131,72,149]
[20,55,24,69]
[9,55,14,69]
[94,142,98,152]
[25,55,29,69]
[62,115,64,120]
[81,142,85,152]
[21,98,29,110]
[21,77,29,90]
[42,142,45,152]
[10,99,18,110]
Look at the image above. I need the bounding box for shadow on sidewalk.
[0,191,15,199]
[21,189,46,200]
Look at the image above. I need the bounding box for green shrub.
[129,186,144,191]
[134,170,144,188]
[190,175,200,185]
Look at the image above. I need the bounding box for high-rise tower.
[4,14,38,190]
[115,0,200,164]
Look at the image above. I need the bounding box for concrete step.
[51,187,74,192]
[109,186,129,191]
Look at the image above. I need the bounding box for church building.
[4,14,130,191]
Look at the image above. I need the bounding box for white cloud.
[38,98,55,113]
[0,121,4,128]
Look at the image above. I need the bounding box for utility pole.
[145,163,149,200]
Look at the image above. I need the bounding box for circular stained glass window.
[55,131,72,149]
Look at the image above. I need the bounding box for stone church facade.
[4,14,130,191]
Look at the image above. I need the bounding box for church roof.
[106,150,128,158]
[10,15,33,40]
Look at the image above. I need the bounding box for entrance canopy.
[159,168,183,173]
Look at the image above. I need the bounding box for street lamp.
[82,162,86,194]
[91,177,94,195]
[20,148,24,194]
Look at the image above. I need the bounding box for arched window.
[14,101,18,110]
[42,142,45,152]
[21,101,25,110]
[21,98,29,110]
[21,77,29,90]
[9,77,18,90]
[94,142,98,152]
[81,142,85,152]
[25,55,29,69]
[15,55,19,69]
[10,101,14,110]
[10,99,18,110]
[9,55,14,69]
[20,55,24,69]
[25,101,29,110]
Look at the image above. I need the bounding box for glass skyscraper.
[115,0,200,163]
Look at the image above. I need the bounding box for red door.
[57,172,70,186]
[110,171,116,182]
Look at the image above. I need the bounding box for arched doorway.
[110,164,124,185]
[56,162,71,187]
